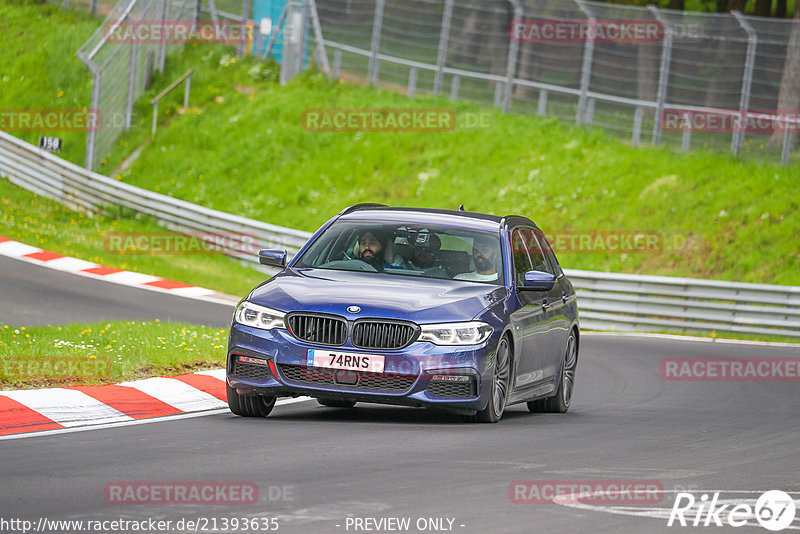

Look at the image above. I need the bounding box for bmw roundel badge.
[347,305,361,313]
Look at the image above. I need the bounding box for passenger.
[455,236,500,282]
[407,233,441,270]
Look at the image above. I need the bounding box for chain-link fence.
[315,0,800,165]
[74,0,252,170]
[63,0,800,167]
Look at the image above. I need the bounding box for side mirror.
[521,270,556,291]
[258,249,287,268]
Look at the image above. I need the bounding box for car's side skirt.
[507,379,557,405]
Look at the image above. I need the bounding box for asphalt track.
[2,256,800,533]
[0,256,233,327]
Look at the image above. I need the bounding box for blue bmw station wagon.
[227,205,579,422]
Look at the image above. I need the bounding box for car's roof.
[338,206,507,232]
[340,206,503,231]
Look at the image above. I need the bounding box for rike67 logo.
[668,490,797,531]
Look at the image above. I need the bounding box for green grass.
[0,0,99,167]
[99,45,800,285]
[2,0,798,289]
[0,320,227,389]
[0,177,266,296]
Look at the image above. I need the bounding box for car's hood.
[248,268,507,323]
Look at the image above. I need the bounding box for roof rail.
[338,203,388,216]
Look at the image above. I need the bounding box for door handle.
[562,293,568,303]
[541,299,549,310]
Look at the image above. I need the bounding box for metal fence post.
[407,67,418,98]
[184,73,191,108]
[585,97,595,125]
[368,0,385,85]
[85,64,101,170]
[503,0,523,113]
[433,0,454,96]
[281,0,307,85]
[237,0,250,57]
[731,11,757,156]
[648,6,673,146]
[681,112,692,152]
[91,0,97,16]
[574,0,595,125]
[450,76,460,100]
[193,0,201,26]
[158,0,168,72]
[781,130,793,166]
[125,40,138,129]
[632,106,643,146]
[537,90,547,115]
[333,50,342,78]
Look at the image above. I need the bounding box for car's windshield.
[294,221,504,285]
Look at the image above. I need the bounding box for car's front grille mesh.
[287,314,347,346]
[428,378,476,398]
[232,360,272,381]
[352,321,416,349]
[278,365,415,392]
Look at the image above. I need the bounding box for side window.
[522,229,552,274]
[534,229,562,276]
[511,230,534,286]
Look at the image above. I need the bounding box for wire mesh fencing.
[315,0,800,165]
[74,0,253,170]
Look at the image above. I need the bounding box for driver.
[406,233,442,270]
[455,235,499,282]
[357,230,389,271]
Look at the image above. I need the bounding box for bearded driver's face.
[359,233,382,262]
[473,242,495,273]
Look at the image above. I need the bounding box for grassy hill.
[1,0,798,287]
[103,45,800,285]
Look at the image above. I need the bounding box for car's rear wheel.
[317,398,357,408]
[227,383,276,417]
[473,336,511,423]
[528,332,577,414]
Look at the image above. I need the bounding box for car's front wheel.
[473,336,511,423]
[528,331,577,414]
[227,383,276,417]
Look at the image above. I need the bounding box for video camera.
[393,226,435,259]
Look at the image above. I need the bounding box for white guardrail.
[1,130,799,339]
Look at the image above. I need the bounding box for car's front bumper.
[226,323,500,413]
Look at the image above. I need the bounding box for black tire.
[227,383,276,417]
[473,336,511,423]
[317,398,357,408]
[528,331,577,414]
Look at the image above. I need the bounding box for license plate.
[307,349,385,373]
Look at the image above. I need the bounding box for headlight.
[418,321,493,346]
[234,301,286,330]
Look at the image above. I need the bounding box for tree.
[754,0,772,16]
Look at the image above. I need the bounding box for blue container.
[252,0,308,67]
